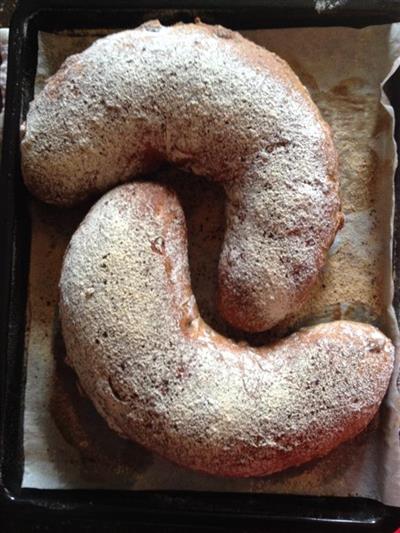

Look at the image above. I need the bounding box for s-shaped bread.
[59,183,394,477]
[22,20,341,332]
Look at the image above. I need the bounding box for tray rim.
[1,0,400,530]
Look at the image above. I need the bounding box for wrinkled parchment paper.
[21,24,400,506]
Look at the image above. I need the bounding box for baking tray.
[1,0,400,531]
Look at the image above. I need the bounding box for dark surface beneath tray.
[0,0,17,26]
[1,1,400,532]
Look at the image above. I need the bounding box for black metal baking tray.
[1,0,400,531]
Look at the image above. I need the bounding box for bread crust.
[22,21,342,332]
[59,183,393,478]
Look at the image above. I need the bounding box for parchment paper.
[21,24,400,506]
